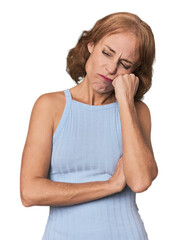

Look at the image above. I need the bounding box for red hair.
[66,12,155,101]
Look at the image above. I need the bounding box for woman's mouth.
[98,74,113,82]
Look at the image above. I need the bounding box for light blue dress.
[42,88,149,240]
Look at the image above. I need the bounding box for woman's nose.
[105,62,118,75]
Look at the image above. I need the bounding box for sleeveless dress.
[42,88,149,240]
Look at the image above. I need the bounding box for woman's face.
[85,31,140,94]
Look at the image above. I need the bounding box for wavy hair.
[66,12,155,101]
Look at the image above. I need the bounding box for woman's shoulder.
[33,90,66,121]
[36,90,66,108]
[38,90,65,101]
[32,91,66,136]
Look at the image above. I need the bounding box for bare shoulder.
[29,90,66,137]
[135,100,150,114]
[134,100,151,124]
[36,90,65,107]
[134,100,153,148]
[39,91,66,134]
[35,90,66,115]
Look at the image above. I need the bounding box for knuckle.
[130,73,135,78]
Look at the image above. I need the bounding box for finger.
[129,73,136,79]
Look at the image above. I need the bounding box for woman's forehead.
[100,31,138,45]
[99,32,140,61]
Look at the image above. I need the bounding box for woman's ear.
[87,42,94,54]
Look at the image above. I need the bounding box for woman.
[20,12,158,239]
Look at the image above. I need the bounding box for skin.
[20,31,158,208]
[71,31,158,191]
[70,31,140,105]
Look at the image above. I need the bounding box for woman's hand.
[108,156,126,192]
[112,73,139,102]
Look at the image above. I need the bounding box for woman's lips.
[98,74,113,82]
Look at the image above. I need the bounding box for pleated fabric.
[42,88,149,240]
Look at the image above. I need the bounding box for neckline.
[67,88,118,110]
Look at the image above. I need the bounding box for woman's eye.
[120,62,131,70]
[102,51,131,70]
[102,50,110,56]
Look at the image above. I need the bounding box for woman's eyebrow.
[104,44,133,65]
[105,44,116,53]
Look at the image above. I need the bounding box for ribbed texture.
[42,89,148,240]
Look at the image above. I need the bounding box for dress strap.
[64,89,72,102]
[52,89,72,143]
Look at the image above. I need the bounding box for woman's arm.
[20,93,124,207]
[118,98,158,192]
[112,73,158,193]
